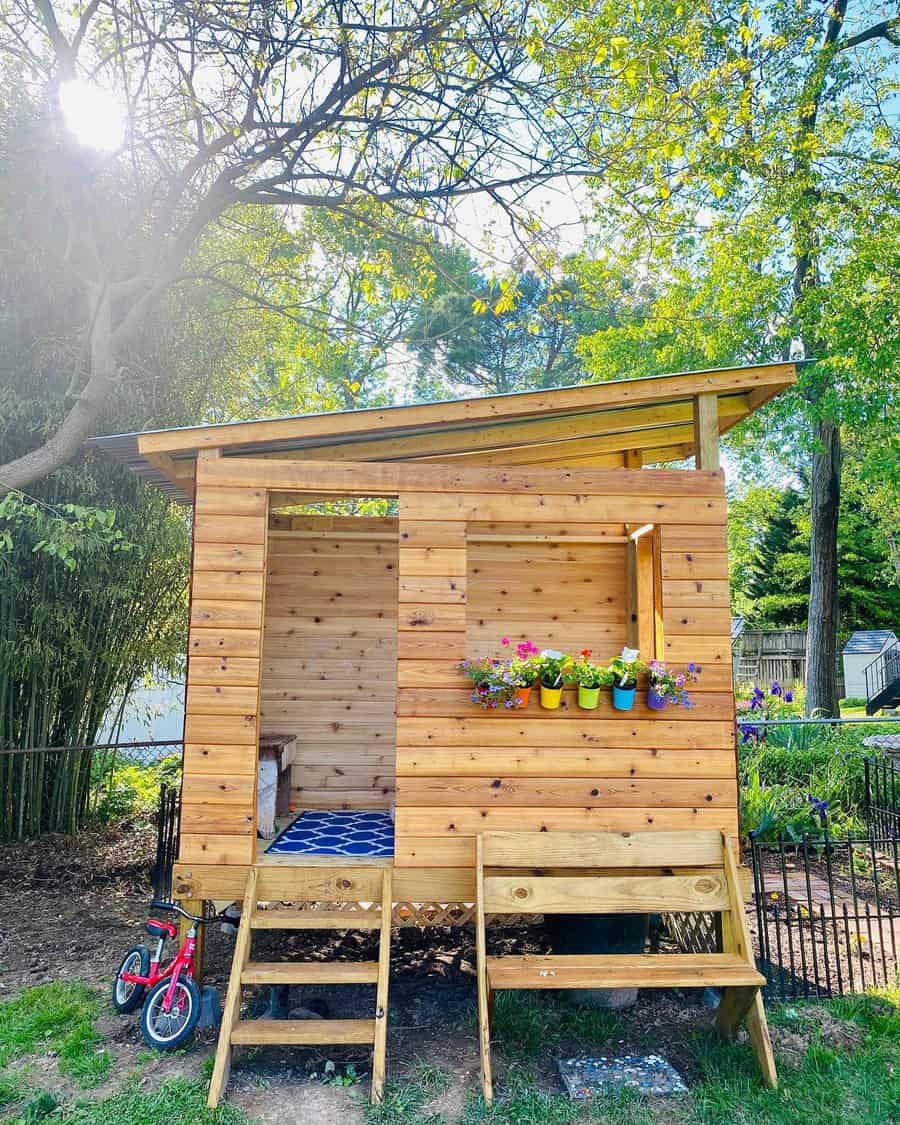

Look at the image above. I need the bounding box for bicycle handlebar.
[150,899,210,924]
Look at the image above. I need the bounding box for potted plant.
[647,660,701,710]
[607,648,646,711]
[501,637,541,707]
[459,656,523,711]
[567,649,610,710]
[535,649,571,709]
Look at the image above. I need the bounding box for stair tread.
[242,961,379,984]
[486,952,765,990]
[231,1018,376,1045]
[252,909,382,930]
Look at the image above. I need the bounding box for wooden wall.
[466,524,628,658]
[261,515,398,810]
[394,476,736,868]
[177,459,736,878]
[180,481,268,866]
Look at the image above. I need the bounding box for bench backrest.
[477,830,731,916]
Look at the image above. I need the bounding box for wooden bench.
[475,830,776,1103]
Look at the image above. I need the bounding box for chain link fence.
[0,739,183,839]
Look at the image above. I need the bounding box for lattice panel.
[662,911,719,954]
[254,900,521,928]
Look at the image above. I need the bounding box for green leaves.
[0,496,128,572]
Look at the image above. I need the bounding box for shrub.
[738,722,891,841]
[92,753,181,822]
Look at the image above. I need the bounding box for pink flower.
[501,636,510,646]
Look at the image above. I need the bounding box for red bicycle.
[113,899,211,1050]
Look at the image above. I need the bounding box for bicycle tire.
[140,975,201,1050]
[112,944,150,1014]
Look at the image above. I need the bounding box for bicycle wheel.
[112,944,150,1014]
[140,975,201,1050]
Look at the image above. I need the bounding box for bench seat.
[486,952,766,990]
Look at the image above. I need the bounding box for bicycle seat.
[146,919,177,940]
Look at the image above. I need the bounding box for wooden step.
[486,952,765,991]
[231,1018,376,1045]
[242,961,380,985]
[251,909,382,931]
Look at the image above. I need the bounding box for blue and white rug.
[265,809,395,858]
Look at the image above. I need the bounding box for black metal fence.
[748,834,899,1000]
[151,785,181,901]
[864,757,899,838]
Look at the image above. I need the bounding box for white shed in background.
[842,630,897,700]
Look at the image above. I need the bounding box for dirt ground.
[0,823,852,1123]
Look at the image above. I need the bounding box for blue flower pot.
[612,684,636,711]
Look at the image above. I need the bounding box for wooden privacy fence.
[733,629,845,697]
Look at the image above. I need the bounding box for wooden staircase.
[207,866,393,1107]
[865,643,900,715]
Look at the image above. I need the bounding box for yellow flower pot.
[540,683,564,710]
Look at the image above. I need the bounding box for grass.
[0,980,248,1125]
[1,979,897,1123]
[0,982,112,1087]
[374,989,900,1125]
[62,1077,249,1124]
[490,991,620,1057]
[365,1059,451,1124]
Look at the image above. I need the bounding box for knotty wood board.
[392,468,735,867]
[261,519,400,807]
[178,464,737,876]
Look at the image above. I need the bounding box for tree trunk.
[0,286,116,495]
[805,417,842,716]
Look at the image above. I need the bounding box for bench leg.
[715,986,756,1040]
[478,981,494,1105]
[746,991,778,1089]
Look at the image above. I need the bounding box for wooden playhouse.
[93,361,797,1103]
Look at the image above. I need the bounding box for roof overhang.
[88,361,798,503]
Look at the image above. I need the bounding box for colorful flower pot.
[540,683,564,709]
[513,684,533,708]
[577,684,601,710]
[612,684,636,711]
[647,688,669,711]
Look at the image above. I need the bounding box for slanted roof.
[89,360,798,503]
[843,630,897,655]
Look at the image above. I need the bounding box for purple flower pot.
[647,688,669,711]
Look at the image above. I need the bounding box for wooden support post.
[475,835,494,1105]
[371,866,393,1105]
[624,537,639,650]
[178,899,207,985]
[693,393,720,471]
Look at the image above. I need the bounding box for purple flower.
[687,662,697,674]
[808,795,828,822]
[770,681,782,697]
[784,691,794,703]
